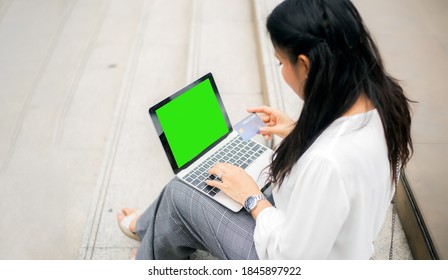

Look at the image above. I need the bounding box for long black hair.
[267,0,413,186]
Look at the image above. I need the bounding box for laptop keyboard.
[183,136,268,197]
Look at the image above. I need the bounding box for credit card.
[233,113,265,141]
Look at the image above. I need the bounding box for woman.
[118,0,412,259]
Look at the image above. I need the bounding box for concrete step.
[0,0,157,259]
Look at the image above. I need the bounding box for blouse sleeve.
[254,152,350,259]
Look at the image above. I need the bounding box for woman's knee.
[164,178,198,211]
[165,178,193,198]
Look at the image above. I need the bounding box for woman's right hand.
[247,106,295,140]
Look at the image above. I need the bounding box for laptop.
[149,73,273,212]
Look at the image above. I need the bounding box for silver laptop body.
[149,73,272,212]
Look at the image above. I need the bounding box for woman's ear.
[298,54,310,76]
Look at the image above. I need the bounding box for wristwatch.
[243,194,266,213]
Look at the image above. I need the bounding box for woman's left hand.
[206,163,262,205]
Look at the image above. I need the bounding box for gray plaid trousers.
[135,177,259,260]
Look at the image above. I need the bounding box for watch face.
[244,196,256,211]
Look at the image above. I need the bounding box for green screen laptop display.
[149,73,232,172]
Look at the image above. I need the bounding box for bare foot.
[117,207,140,234]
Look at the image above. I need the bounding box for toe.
[117,207,140,233]
[117,207,135,223]
[122,207,137,216]
[116,210,126,223]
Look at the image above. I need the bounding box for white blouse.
[254,109,394,259]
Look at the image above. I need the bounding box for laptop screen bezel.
[148,73,233,174]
